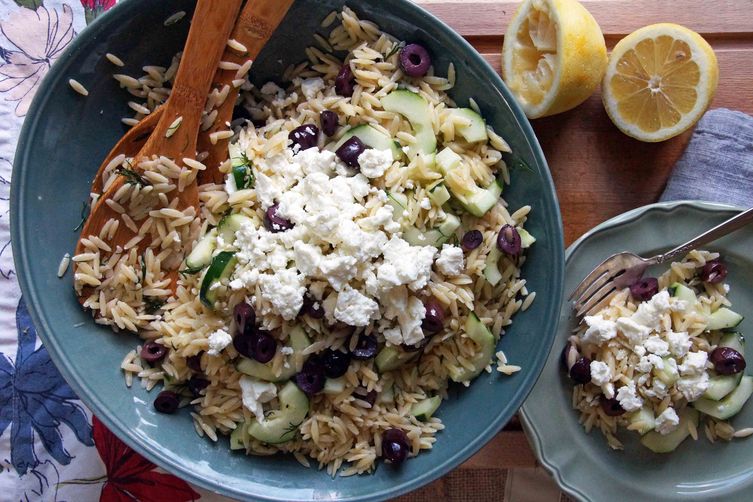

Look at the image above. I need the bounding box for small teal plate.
[11,0,564,500]
[521,201,753,502]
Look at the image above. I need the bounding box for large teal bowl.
[11,0,564,499]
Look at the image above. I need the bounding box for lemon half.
[502,0,607,119]
[602,23,719,142]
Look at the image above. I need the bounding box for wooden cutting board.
[413,0,753,470]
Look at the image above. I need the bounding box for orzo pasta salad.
[73,7,536,474]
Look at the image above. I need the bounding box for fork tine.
[576,280,619,317]
[568,254,621,301]
[579,289,620,318]
[571,269,614,308]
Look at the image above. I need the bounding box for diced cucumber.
[460,177,503,217]
[235,327,309,382]
[704,333,746,400]
[428,184,451,206]
[435,147,462,175]
[640,408,698,453]
[402,214,461,248]
[452,108,488,143]
[518,227,536,248]
[217,213,254,248]
[449,312,497,382]
[627,406,655,435]
[232,164,254,190]
[483,247,503,286]
[653,357,679,386]
[385,191,408,221]
[668,282,697,305]
[333,124,403,160]
[381,90,436,154]
[323,377,346,395]
[410,396,441,421]
[229,421,250,450]
[184,229,217,274]
[720,332,745,353]
[707,308,744,331]
[379,381,395,404]
[693,376,753,420]
[375,345,419,373]
[248,381,309,444]
[199,251,237,308]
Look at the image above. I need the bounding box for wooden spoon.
[75,0,242,299]
[197,0,295,185]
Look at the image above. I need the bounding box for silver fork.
[569,206,753,318]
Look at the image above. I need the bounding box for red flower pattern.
[92,416,200,502]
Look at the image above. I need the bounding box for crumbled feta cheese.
[224,172,238,195]
[254,172,282,209]
[616,381,643,412]
[666,330,691,358]
[334,286,379,326]
[602,382,615,399]
[676,373,709,401]
[632,290,671,330]
[420,197,431,210]
[616,316,652,346]
[319,252,358,291]
[377,236,436,291]
[239,376,277,422]
[637,354,664,373]
[293,241,323,276]
[590,360,612,386]
[435,244,465,276]
[300,77,325,99]
[679,351,708,376]
[357,149,393,178]
[581,315,618,345]
[633,344,647,357]
[671,299,688,313]
[644,335,670,356]
[295,148,337,175]
[207,329,232,356]
[655,407,680,435]
[644,378,668,399]
[280,346,294,356]
[258,269,305,321]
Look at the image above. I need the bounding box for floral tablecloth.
[0,1,564,500]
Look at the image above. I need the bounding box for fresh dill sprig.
[115,166,149,187]
[143,296,166,314]
[72,200,90,232]
[384,41,405,60]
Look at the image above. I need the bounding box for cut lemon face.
[502,0,607,119]
[602,23,719,142]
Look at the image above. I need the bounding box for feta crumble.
[590,360,612,386]
[239,376,277,422]
[207,329,232,356]
[655,407,680,435]
[616,381,643,412]
[435,244,465,276]
[581,315,617,345]
[357,148,393,178]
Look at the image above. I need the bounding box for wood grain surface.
[411,0,753,470]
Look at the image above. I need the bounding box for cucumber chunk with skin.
[248,381,309,444]
[333,124,403,160]
[692,376,753,420]
[460,177,503,217]
[379,381,395,404]
[704,332,745,400]
[435,147,462,175]
[518,227,536,248]
[385,191,408,221]
[402,214,461,248]
[449,313,497,382]
[184,229,217,273]
[653,357,679,385]
[627,406,655,435]
[199,251,237,308]
[375,345,419,373]
[707,307,744,331]
[323,377,346,395]
[235,327,310,382]
[428,184,451,206]
[452,108,488,143]
[229,421,251,450]
[641,408,699,453]
[217,213,254,248]
[381,90,437,154]
[483,247,503,286]
[410,396,441,421]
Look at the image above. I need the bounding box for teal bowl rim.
[519,200,744,502]
[11,0,564,499]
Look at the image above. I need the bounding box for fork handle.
[655,206,753,263]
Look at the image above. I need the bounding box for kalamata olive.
[335,136,366,167]
[569,357,591,384]
[701,259,728,284]
[234,302,256,336]
[233,333,256,359]
[186,352,204,372]
[300,294,325,320]
[289,123,319,151]
[187,377,209,397]
[561,343,579,372]
[294,357,326,395]
[710,347,746,375]
[461,229,483,252]
[422,297,445,334]
[497,224,522,256]
[351,334,378,360]
[233,103,253,122]
[252,331,277,364]
[382,428,410,465]
[141,341,167,364]
[353,388,377,407]
[320,110,338,137]
[321,348,351,378]
[601,397,625,416]
[154,390,180,414]
[399,43,432,77]
[630,277,659,301]
[335,64,355,97]
[264,203,294,232]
